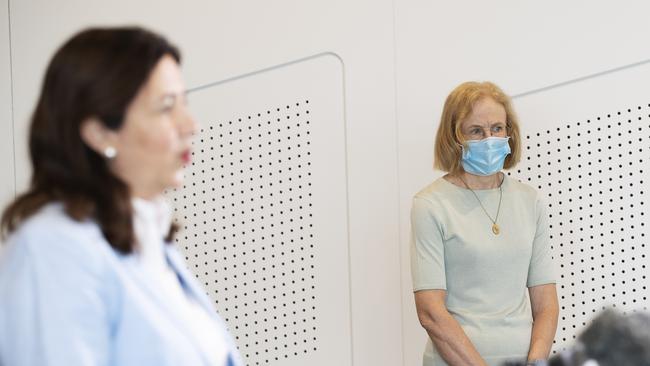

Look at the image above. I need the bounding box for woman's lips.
[181,150,191,164]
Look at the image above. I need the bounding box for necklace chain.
[458,175,503,235]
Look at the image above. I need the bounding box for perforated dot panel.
[513,68,650,352]
[166,55,351,366]
[173,101,318,362]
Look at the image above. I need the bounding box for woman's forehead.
[139,56,185,102]
[462,100,506,125]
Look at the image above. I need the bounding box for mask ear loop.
[456,141,468,159]
[454,127,467,155]
[505,120,513,142]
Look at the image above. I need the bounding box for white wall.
[0,0,13,214]
[3,1,650,365]
[396,1,650,364]
[5,1,402,365]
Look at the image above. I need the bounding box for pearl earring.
[103,146,117,159]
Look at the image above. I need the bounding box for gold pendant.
[492,224,500,235]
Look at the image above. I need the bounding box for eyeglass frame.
[461,122,509,140]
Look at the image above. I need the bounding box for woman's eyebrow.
[465,122,501,128]
[159,92,179,100]
[157,93,178,106]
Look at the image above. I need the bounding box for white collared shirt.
[132,197,229,366]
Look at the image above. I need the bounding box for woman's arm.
[526,284,559,362]
[0,221,113,366]
[415,289,488,366]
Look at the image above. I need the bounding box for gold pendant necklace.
[458,175,503,235]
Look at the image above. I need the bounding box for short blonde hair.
[433,81,521,174]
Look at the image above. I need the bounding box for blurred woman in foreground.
[0,27,242,366]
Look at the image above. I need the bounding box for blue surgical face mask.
[461,136,511,176]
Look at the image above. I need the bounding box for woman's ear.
[79,117,116,157]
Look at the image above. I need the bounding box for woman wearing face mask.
[0,27,242,366]
[410,81,559,366]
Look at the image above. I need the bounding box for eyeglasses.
[463,123,507,140]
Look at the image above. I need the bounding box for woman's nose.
[178,105,198,136]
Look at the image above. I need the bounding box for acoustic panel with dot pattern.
[166,54,351,366]
[511,62,650,352]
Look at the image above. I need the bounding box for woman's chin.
[170,170,185,188]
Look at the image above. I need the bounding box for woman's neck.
[449,171,503,190]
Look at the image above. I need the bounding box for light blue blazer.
[0,204,243,366]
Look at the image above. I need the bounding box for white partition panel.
[0,0,14,215]
[167,54,351,366]
[512,61,650,351]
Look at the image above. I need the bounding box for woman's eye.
[160,95,177,112]
[159,106,174,115]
